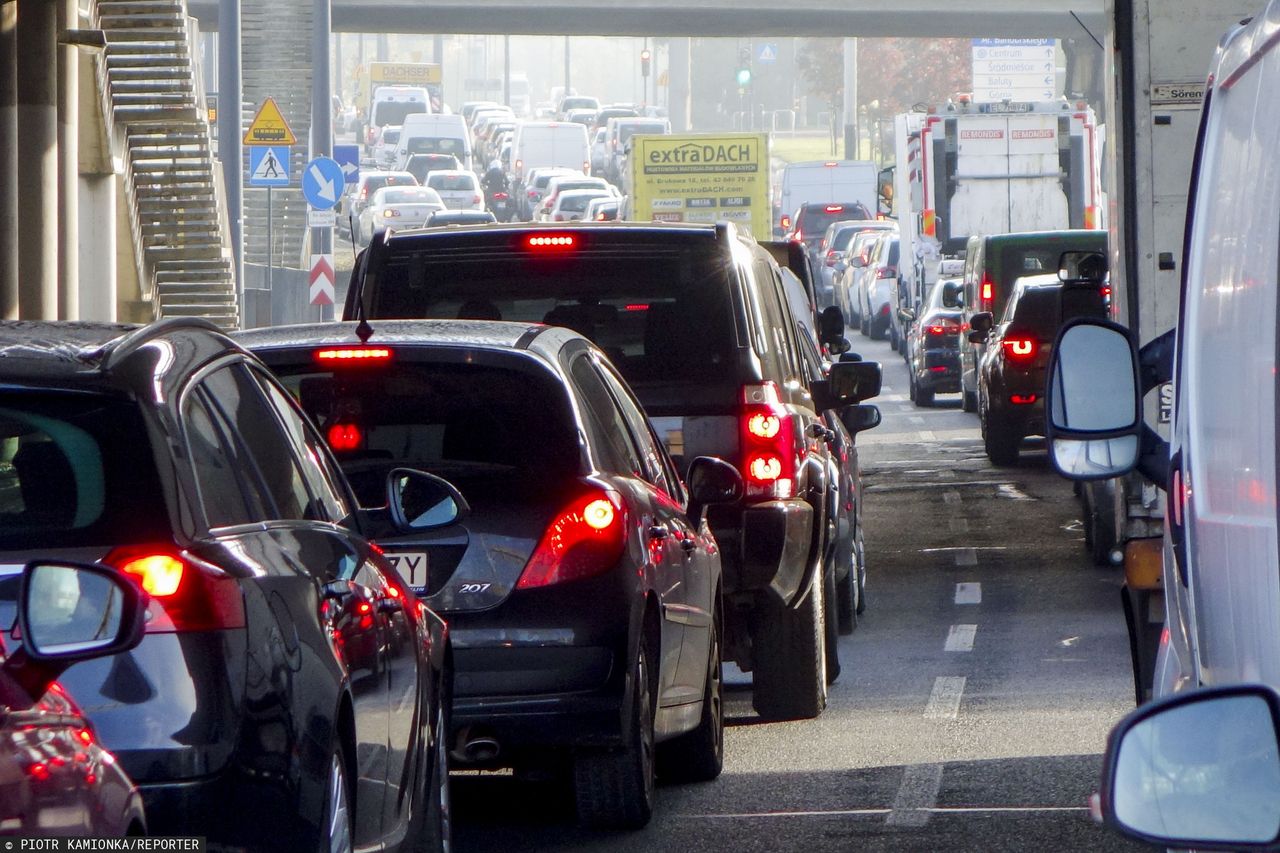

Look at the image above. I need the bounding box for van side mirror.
[1101,685,1280,849]
[969,311,994,333]
[812,360,881,410]
[1060,250,1108,284]
[1044,320,1141,480]
[942,281,963,309]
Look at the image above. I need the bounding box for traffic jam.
[5,1,1280,851]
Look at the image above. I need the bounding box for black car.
[237,320,744,829]
[902,279,965,407]
[0,319,453,851]
[970,273,1109,465]
[343,222,881,722]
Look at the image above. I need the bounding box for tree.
[796,37,974,116]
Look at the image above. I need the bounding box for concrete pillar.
[78,174,115,320]
[16,0,58,320]
[217,0,243,305]
[669,37,690,132]
[0,0,17,319]
[842,38,857,160]
[57,0,78,320]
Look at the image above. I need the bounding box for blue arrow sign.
[248,145,290,187]
[303,156,345,210]
[333,144,361,185]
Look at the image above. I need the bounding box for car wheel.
[823,564,841,685]
[889,324,899,352]
[854,524,868,616]
[657,604,724,783]
[1083,490,1117,567]
[321,748,352,853]
[982,397,1020,467]
[907,369,918,403]
[916,384,935,407]
[414,695,452,853]
[859,312,870,336]
[962,385,978,413]
[836,562,858,635]
[575,640,655,829]
[751,573,827,721]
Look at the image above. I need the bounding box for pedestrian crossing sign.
[243,97,297,145]
[248,145,290,187]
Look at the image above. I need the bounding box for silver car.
[424,170,484,211]
[358,185,444,245]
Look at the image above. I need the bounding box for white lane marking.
[886,763,944,827]
[936,469,956,479]
[944,624,977,652]
[954,548,978,566]
[996,483,1035,501]
[909,415,925,424]
[954,582,982,605]
[879,393,909,402]
[949,517,969,533]
[918,430,936,441]
[924,676,966,720]
[683,806,1088,819]
[942,490,962,504]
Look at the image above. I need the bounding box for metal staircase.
[96,0,239,329]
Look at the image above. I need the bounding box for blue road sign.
[757,43,778,64]
[248,145,290,187]
[302,156,345,210]
[333,144,361,185]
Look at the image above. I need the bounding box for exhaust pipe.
[450,727,501,763]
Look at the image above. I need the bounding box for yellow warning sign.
[243,97,297,146]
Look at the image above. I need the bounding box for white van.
[366,86,431,151]
[397,113,472,171]
[777,161,878,237]
[510,121,591,184]
[1048,6,1280,848]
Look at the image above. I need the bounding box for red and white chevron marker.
[309,254,335,305]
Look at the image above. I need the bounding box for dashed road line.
[942,490,962,504]
[924,676,967,719]
[909,415,925,424]
[954,582,982,604]
[886,763,944,827]
[944,624,977,652]
[917,430,936,441]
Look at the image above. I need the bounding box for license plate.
[383,552,429,591]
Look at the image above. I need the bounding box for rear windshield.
[406,156,460,181]
[798,204,872,238]
[381,128,401,144]
[365,174,416,194]
[271,362,580,507]
[368,241,738,387]
[534,172,570,190]
[406,137,466,157]
[380,188,440,205]
[560,193,605,212]
[619,122,667,144]
[0,393,167,550]
[561,97,597,112]
[373,102,426,127]
[993,245,1069,316]
[427,174,475,192]
[1006,285,1108,330]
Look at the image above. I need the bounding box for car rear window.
[367,239,738,388]
[560,193,605,212]
[381,128,401,144]
[1006,285,1108,331]
[619,122,667,144]
[799,204,871,239]
[270,361,580,507]
[366,174,415,194]
[373,101,426,127]
[0,393,168,550]
[382,188,440,205]
[428,174,475,192]
[406,137,466,157]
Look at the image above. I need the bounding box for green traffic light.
[736,68,751,86]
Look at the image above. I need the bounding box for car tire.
[982,399,1020,467]
[889,328,899,352]
[859,312,870,336]
[916,385,935,407]
[836,563,858,635]
[869,318,885,341]
[320,747,353,853]
[823,565,841,685]
[854,523,868,616]
[412,694,452,853]
[656,604,724,784]
[574,640,656,829]
[751,577,827,721]
[962,387,978,413]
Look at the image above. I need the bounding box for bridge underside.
[191,1,1105,38]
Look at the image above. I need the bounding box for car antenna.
[351,222,381,344]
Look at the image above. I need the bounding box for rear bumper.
[711,499,814,603]
[917,348,961,391]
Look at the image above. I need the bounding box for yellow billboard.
[369,62,442,87]
[628,133,771,240]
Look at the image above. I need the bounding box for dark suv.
[345,222,881,720]
[969,272,1109,465]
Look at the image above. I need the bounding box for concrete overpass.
[189,0,1105,37]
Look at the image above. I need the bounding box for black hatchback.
[0,319,454,851]
[237,320,745,830]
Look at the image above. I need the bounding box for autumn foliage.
[797,38,974,114]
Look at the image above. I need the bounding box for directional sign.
[756,43,778,64]
[333,144,361,185]
[243,97,297,146]
[971,37,1058,103]
[303,157,344,211]
[310,254,336,305]
[248,145,290,187]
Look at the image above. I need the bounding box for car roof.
[366,220,724,249]
[983,229,1107,247]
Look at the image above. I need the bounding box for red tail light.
[980,274,994,305]
[824,205,844,213]
[528,189,539,199]
[516,489,627,589]
[926,319,961,336]
[473,194,482,204]
[554,213,566,221]
[314,346,393,365]
[494,192,509,200]
[105,545,245,633]
[876,267,896,280]
[1002,337,1038,362]
[328,423,362,452]
[780,215,791,231]
[1010,394,1037,405]
[741,382,796,499]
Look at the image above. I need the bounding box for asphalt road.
[449,331,1148,853]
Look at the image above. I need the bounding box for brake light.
[473,194,482,204]
[515,158,523,175]
[516,489,627,589]
[876,267,896,280]
[980,274,994,305]
[494,192,509,200]
[359,187,368,200]
[554,213,566,221]
[824,161,838,167]
[741,382,796,499]
[328,423,362,452]
[105,545,245,633]
[527,234,576,249]
[926,319,960,336]
[1002,337,1038,361]
[780,214,791,231]
[583,160,591,174]
[314,347,393,365]
[1010,394,1037,405]
[824,205,844,213]
[528,189,539,199]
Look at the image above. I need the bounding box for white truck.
[890,101,1102,319]
[1085,0,1260,704]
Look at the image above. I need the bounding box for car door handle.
[648,523,670,540]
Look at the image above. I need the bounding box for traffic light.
[736,47,751,89]
[641,48,651,78]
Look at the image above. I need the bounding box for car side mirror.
[838,404,881,435]
[1101,685,1280,850]
[1059,250,1108,284]
[812,360,882,411]
[685,456,743,522]
[387,468,470,532]
[1045,319,1142,480]
[839,351,863,362]
[6,561,146,704]
[898,307,916,324]
[969,311,994,334]
[942,281,963,309]
[819,306,846,349]
[849,256,867,269]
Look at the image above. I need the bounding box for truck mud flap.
[740,501,814,606]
